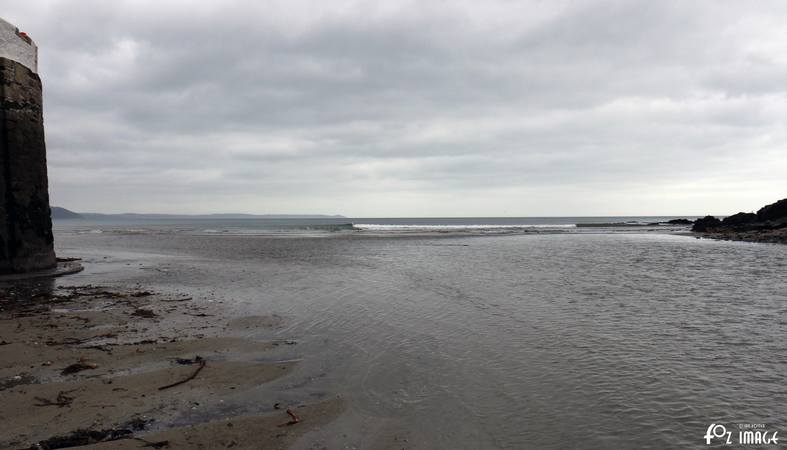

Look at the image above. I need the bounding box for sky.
[4,0,786,216]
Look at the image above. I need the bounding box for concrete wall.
[0,57,56,273]
[0,17,37,73]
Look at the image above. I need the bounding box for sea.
[52,217,786,449]
[53,216,699,236]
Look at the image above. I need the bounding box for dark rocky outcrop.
[692,198,787,244]
[0,57,56,273]
[666,218,693,225]
[691,215,722,232]
[756,198,787,222]
[721,212,757,227]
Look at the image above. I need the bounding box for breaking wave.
[351,223,576,233]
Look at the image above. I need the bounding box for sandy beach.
[0,278,344,449]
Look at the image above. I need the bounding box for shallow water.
[55,230,786,449]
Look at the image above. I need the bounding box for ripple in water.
[56,231,787,449]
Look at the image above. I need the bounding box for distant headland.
[51,207,345,220]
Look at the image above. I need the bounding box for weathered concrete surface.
[0,57,56,273]
[0,17,37,73]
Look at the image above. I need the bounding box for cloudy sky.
[4,1,786,216]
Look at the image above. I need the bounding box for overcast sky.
[4,1,786,216]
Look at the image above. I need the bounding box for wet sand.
[0,282,344,449]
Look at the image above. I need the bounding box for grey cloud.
[3,0,785,215]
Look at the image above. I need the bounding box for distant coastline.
[51,206,345,220]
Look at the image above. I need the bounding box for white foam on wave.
[352,223,577,231]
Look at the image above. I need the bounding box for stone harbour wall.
[0,57,56,273]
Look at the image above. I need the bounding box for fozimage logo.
[704,423,780,446]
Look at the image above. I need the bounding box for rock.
[692,198,787,244]
[131,308,158,318]
[666,218,693,225]
[756,198,787,222]
[721,212,757,227]
[692,215,721,232]
[61,361,98,375]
